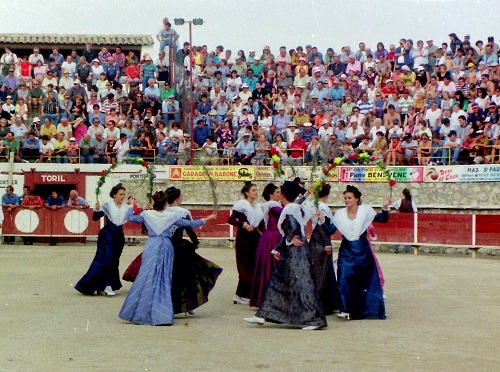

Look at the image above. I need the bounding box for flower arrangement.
[269,147,285,179]
[376,161,397,198]
[95,158,155,202]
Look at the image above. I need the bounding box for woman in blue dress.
[119,191,216,326]
[321,185,391,320]
[122,186,223,315]
[75,183,130,296]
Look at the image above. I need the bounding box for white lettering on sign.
[0,179,18,185]
[41,175,67,182]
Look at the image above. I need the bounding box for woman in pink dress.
[250,183,282,308]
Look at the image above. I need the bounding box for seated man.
[39,135,54,163]
[156,131,175,165]
[235,133,255,165]
[287,132,307,165]
[398,133,418,165]
[79,134,95,164]
[20,190,44,244]
[22,132,40,162]
[441,130,463,165]
[53,132,69,163]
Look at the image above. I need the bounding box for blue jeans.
[56,154,68,164]
[43,113,59,126]
[142,76,154,91]
[159,40,171,53]
[441,148,460,164]
[164,114,180,123]
[80,155,94,164]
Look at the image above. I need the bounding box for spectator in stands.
[3,132,20,162]
[235,133,255,165]
[288,132,307,165]
[53,132,68,163]
[39,135,54,163]
[20,190,43,244]
[22,132,40,162]
[67,190,90,209]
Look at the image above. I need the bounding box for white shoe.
[302,325,323,330]
[187,310,196,315]
[336,312,350,320]
[383,294,387,299]
[103,286,116,296]
[233,295,249,305]
[243,316,265,325]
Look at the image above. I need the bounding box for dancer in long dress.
[322,185,390,320]
[75,183,130,296]
[122,186,223,315]
[228,181,264,305]
[244,181,327,330]
[119,191,216,326]
[309,183,340,315]
[250,183,283,308]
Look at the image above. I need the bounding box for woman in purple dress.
[250,183,283,308]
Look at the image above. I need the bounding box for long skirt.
[234,228,260,299]
[337,236,386,320]
[119,236,175,325]
[75,223,124,295]
[250,228,281,308]
[122,239,222,313]
[256,240,327,327]
[309,230,341,315]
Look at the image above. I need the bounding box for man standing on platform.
[2,185,19,244]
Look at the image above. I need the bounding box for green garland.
[95,158,155,202]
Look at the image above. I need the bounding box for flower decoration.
[376,161,396,198]
[270,147,285,179]
[95,157,155,202]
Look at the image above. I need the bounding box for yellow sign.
[169,166,255,181]
[255,167,276,181]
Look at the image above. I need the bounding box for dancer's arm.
[281,214,304,246]
[321,216,338,236]
[176,212,216,228]
[92,202,105,221]
[126,208,145,224]
[374,198,391,223]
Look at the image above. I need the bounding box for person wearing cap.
[292,105,310,128]
[230,56,247,77]
[472,130,491,164]
[301,122,317,146]
[63,135,79,164]
[140,55,158,91]
[467,102,485,125]
[346,116,365,148]
[237,83,252,105]
[67,79,88,103]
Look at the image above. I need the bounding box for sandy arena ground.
[0,244,499,371]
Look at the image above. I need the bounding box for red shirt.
[289,139,307,159]
[19,61,31,77]
[126,65,140,79]
[21,195,44,206]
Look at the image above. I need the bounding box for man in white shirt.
[441,130,463,164]
[61,56,77,79]
[318,119,333,141]
[450,104,467,128]
[424,101,442,133]
[113,133,129,162]
[346,116,365,148]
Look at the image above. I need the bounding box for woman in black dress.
[228,181,264,305]
[244,181,326,330]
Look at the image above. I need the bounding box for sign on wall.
[340,166,424,182]
[424,165,500,182]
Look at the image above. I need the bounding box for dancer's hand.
[382,198,392,210]
[243,222,254,232]
[95,202,100,210]
[203,212,217,223]
[291,235,303,247]
[273,252,280,260]
[325,247,332,255]
[316,209,325,224]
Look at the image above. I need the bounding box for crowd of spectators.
[1,21,499,166]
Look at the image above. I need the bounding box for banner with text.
[340,166,424,182]
[169,166,255,181]
[424,165,500,182]
[255,166,339,182]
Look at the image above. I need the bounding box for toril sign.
[41,175,67,182]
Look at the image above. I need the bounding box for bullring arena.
[0,163,499,371]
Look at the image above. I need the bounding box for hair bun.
[152,190,165,202]
[346,184,360,193]
[245,180,252,186]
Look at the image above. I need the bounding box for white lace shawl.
[261,201,281,228]
[101,201,131,226]
[332,204,376,242]
[232,199,264,228]
[277,203,305,238]
[311,201,334,228]
[141,209,181,236]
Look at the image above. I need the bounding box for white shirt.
[40,142,54,154]
[346,125,365,140]
[318,126,333,140]
[61,62,77,79]
[113,140,129,162]
[425,108,442,127]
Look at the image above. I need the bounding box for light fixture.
[174,18,184,26]
[192,18,204,26]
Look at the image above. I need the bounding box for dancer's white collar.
[332,204,376,241]
[233,199,263,227]
[101,201,131,226]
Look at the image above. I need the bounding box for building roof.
[0,34,154,46]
